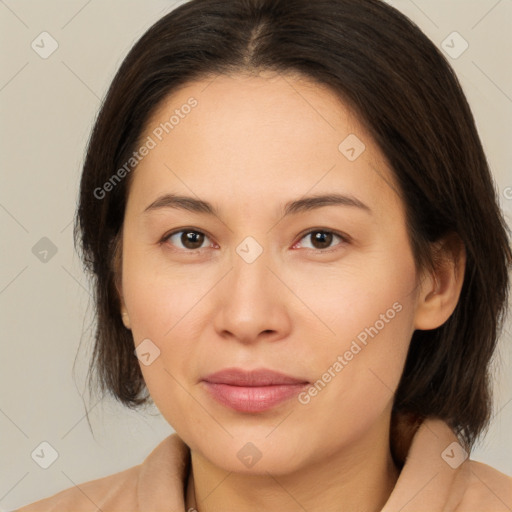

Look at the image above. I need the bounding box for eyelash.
[160,227,350,254]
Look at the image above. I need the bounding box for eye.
[161,228,348,253]
[293,229,349,251]
[162,229,215,251]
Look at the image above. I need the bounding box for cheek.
[122,241,211,340]
[121,250,220,430]
[297,302,414,453]
[122,266,202,433]
[291,248,418,443]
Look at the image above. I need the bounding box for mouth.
[201,368,310,413]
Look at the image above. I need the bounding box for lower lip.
[202,382,308,413]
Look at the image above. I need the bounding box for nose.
[212,244,292,345]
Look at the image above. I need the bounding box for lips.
[201,368,309,413]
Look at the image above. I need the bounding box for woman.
[17,0,512,510]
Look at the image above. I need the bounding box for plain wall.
[1,0,511,510]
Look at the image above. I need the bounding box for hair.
[74,0,511,450]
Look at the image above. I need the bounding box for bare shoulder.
[456,460,512,512]
[14,463,141,512]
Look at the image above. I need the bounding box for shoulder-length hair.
[74,0,511,448]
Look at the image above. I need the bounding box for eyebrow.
[143,193,372,217]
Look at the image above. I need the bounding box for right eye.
[162,229,216,251]
[161,228,220,253]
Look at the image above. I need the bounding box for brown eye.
[311,231,333,249]
[165,230,210,250]
[296,230,346,251]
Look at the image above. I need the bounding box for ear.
[120,297,132,330]
[413,233,466,330]
[121,313,131,330]
[112,232,132,330]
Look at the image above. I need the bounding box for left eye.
[294,230,347,251]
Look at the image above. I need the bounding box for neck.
[187,417,400,512]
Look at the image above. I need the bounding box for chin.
[208,442,311,476]
[186,424,321,476]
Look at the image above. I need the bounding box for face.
[119,72,424,475]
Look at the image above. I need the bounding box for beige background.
[0,0,511,509]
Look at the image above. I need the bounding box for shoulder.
[455,460,512,512]
[14,433,190,512]
[14,464,141,512]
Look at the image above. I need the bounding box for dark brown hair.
[74,0,511,448]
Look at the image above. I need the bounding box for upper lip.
[202,368,309,386]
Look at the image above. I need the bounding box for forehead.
[128,72,401,218]
[145,71,361,154]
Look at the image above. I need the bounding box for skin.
[118,71,465,512]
